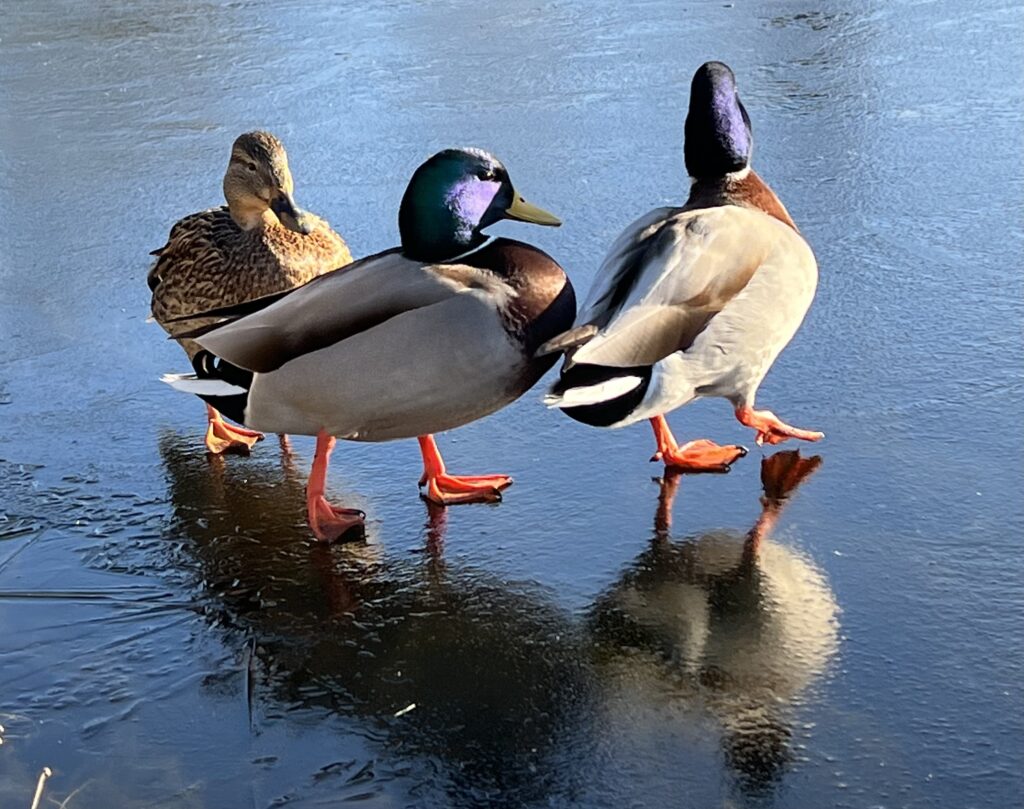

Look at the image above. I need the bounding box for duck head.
[684,61,753,180]
[398,148,560,262]
[223,131,314,234]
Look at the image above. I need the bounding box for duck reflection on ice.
[156,433,594,807]
[589,451,838,794]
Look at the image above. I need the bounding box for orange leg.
[417,435,512,505]
[305,429,365,543]
[735,406,824,447]
[648,415,747,472]
[205,404,264,455]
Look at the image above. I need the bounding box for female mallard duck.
[149,131,353,454]
[541,61,823,470]
[162,147,575,542]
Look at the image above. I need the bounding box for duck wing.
[147,208,234,295]
[558,206,812,369]
[573,206,681,332]
[182,250,512,374]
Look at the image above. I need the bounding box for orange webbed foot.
[416,434,512,505]
[648,416,747,473]
[307,495,365,543]
[736,407,824,446]
[651,438,748,473]
[205,414,265,455]
[420,472,513,505]
[304,429,364,543]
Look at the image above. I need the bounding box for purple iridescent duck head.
[398,147,560,262]
[684,61,753,180]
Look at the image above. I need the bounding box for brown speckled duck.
[149,131,352,454]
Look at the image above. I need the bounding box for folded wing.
[191,251,504,374]
[564,206,791,369]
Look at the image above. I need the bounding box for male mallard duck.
[162,148,575,542]
[541,61,823,470]
[149,131,353,454]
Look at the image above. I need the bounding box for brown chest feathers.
[685,170,798,231]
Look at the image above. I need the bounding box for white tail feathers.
[543,375,643,408]
[160,373,246,397]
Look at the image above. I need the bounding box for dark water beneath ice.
[1,1,1022,806]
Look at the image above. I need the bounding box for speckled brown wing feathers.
[149,207,351,360]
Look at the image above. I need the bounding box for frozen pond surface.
[1,0,1022,806]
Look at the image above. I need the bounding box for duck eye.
[246,162,258,172]
[477,169,497,182]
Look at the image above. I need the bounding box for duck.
[149,131,353,455]
[540,61,823,471]
[162,147,576,542]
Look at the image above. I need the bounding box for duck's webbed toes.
[420,473,513,505]
[308,496,365,543]
[653,438,748,472]
[735,406,824,446]
[205,409,265,455]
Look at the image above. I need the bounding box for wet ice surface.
[1,0,1023,806]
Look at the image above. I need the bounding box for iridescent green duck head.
[398,148,560,262]
[222,131,314,234]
